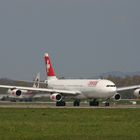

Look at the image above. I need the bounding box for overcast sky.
[0,0,140,80]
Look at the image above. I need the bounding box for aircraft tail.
[44,53,57,80]
[33,73,40,88]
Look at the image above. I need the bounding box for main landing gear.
[89,99,99,106]
[73,100,80,106]
[55,99,110,107]
[56,100,66,106]
[56,100,81,106]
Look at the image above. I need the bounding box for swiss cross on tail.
[44,53,57,80]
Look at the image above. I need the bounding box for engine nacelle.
[113,93,121,101]
[50,93,62,102]
[134,89,140,98]
[8,89,27,97]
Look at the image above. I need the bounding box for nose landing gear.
[104,98,110,106]
[104,102,110,106]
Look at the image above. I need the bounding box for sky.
[0,0,140,80]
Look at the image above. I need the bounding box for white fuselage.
[48,79,117,99]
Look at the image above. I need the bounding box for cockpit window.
[106,85,116,87]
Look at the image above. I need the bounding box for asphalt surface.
[0,101,140,108]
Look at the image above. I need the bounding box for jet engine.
[8,89,27,97]
[134,89,140,98]
[113,93,121,101]
[50,93,62,102]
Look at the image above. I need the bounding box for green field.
[0,108,140,140]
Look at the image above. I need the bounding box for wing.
[0,85,80,95]
[117,85,140,92]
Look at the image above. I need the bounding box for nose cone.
[97,79,117,98]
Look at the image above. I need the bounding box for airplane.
[43,53,140,106]
[0,53,140,106]
[0,73,40,102]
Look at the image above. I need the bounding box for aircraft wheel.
[89,100,99,106]
[56,101,66,106]
[73,100,80,106]
[105,102,110,106]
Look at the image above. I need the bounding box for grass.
[0,108,139,140]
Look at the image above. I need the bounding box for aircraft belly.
[82,89,114,99]
[22,93,35,98]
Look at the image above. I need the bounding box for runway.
[0,101,140,109]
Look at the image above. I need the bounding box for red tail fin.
[44,53,57,80]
